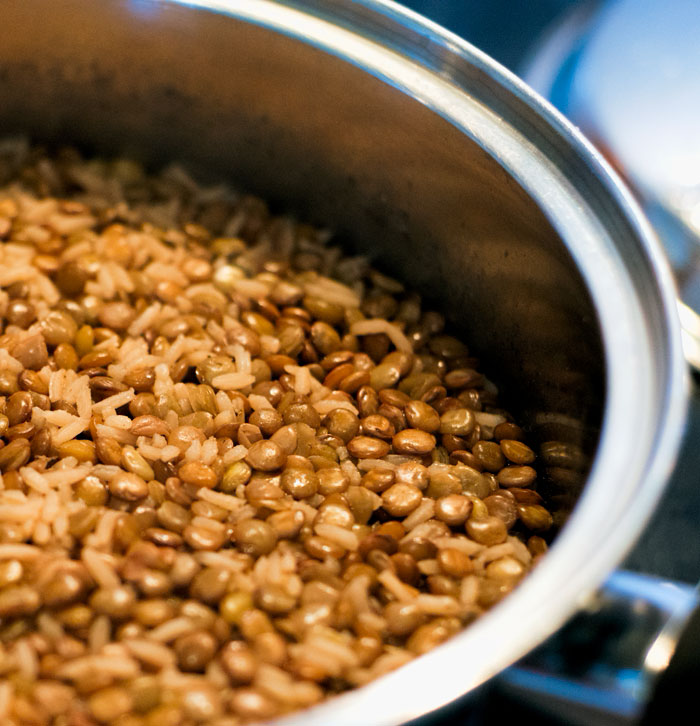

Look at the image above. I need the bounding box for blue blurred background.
[400,0,581,72]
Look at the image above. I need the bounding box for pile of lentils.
[0,140,554,726]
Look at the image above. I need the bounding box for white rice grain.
[81,548,121,589]
[211,372,256,390]
[0,265,37,286]
[159,445,182,462]
[417,559,440,576]
[313,399,360,415]
[19,468,50,494]
[88,510,121,551]
[460,575,480,606]
[415,594,461,616]
[43,466,91,487]
[474,411,507,437]
[57,655,140,681]
[507,535,533,566]
[0,682,12,720]
[303,276,360,308]
[222,444,249,465]
[124,639,176,669]
[197,488,244,512]
[14,639,38,680]
[340,460,362,486]
[37,612,65,641]
[357,458,396,471]
[95,424,136,445]
[401,498,435,531]
[0,544,41,560]
[149,617,198,643]
[473,542,516,570]
[0,349,24,374]
[32,521,51,545]
[229,278,270,299]
[52,418,90,446]
[314,523,358,551]
[377,570,418,602]
[200,437,218,465]
[284,364,313,396]
[196,550,248,572]
[350,318,413,353]
[0,503,39,521]
[89,615,111,652]
[42,409,80,426]
[138,442,165,461]
[92,388,135,413]
[231,343,251,374]
[103,414,133,430]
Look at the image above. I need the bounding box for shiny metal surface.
[0,1,688,724]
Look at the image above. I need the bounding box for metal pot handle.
[492,570,699,725]
[678,300,700,373]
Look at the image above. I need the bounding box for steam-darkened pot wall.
[0,0,603,477]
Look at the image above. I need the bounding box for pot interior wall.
[0,0,604,513]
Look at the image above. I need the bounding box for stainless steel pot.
[0,1,688,724]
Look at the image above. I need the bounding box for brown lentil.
[407,618,460,655]
[89,586,136,619]
[437,547,474,577]
[361,414,395,440]
[465,515,508,546]
[6,299,37,328]
[109,472,149,502]
[392,429,436,455]
[89,687,134,723]
[233,519,278,557]
[0,585,41,617]
[404,400,440,432]
[500,438,536,464]
[381,483,423,517]
[346,435,391,459]
[484,492,518,529]
[486,556,526,582]
[0,437,31,471]
[425,469,462,499]
[435,494,474,526]
[325,408,360,443]
[11,333,49,370]
[439,408,476,436]
[472,441,506,472]
[280,467,319,498]
[190,567,231,604]
[391,552,421,584]
[175,630,218,672]
[178,460,218,489]
[245,439,287,471]
[6,391,32,426]
[361,468,395,493]
[518,504,554,531]
[183,523,227,551]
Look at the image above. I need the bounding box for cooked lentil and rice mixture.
[0,139,553,725]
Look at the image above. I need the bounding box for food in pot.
[0,139,553,724]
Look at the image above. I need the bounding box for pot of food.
[0,1,688,725]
